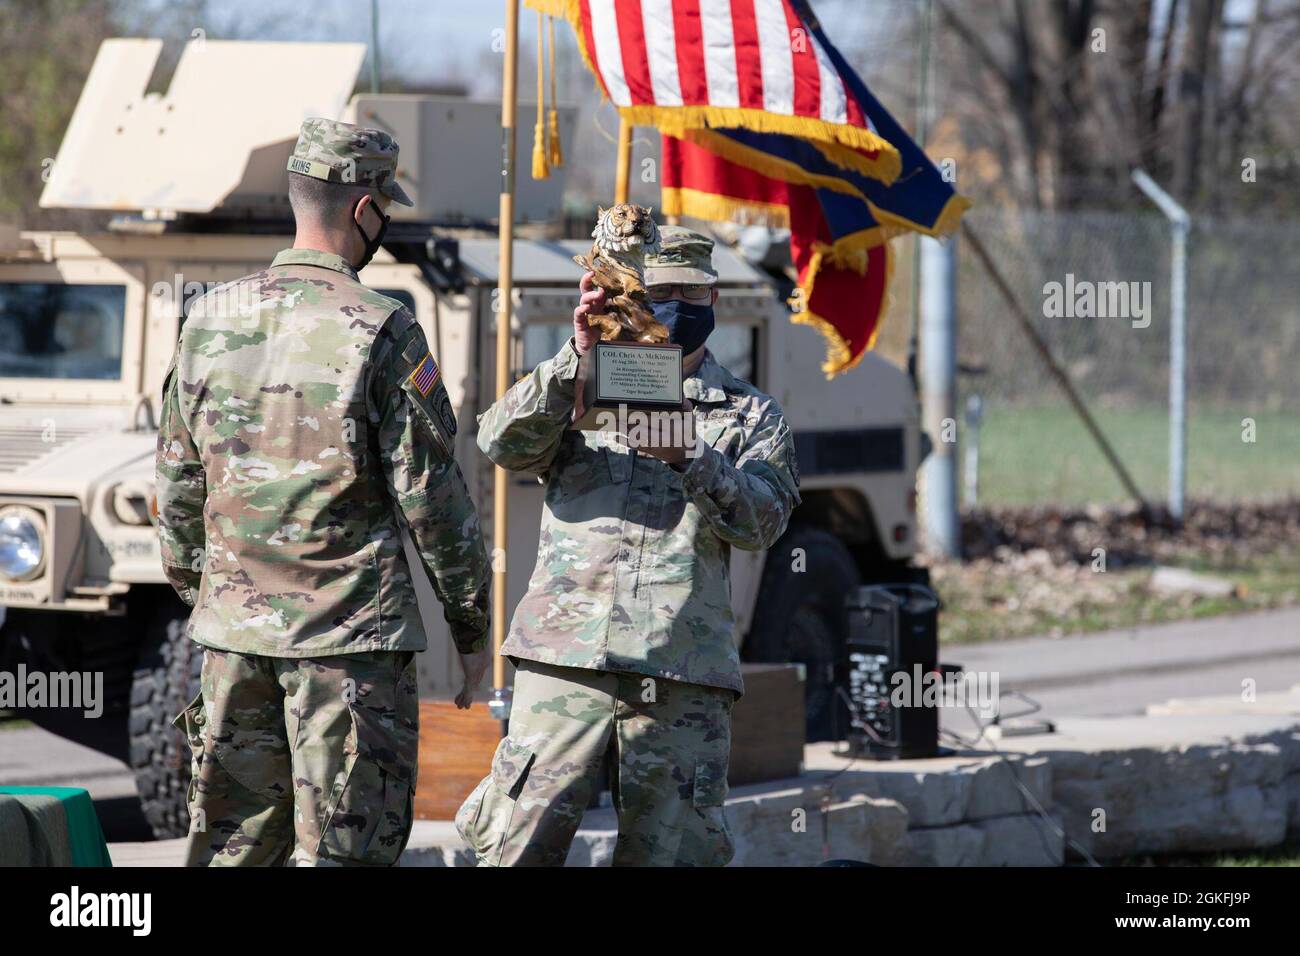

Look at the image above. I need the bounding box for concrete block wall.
[396,690,1300,866]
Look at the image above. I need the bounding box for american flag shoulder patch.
[408,353,440,397]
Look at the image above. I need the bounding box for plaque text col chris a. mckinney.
[593,342,683,407]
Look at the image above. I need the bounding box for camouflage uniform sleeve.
[476,337,582,474]
[680,399,802,551]
[155,356,206,606]
[372,311,491,654]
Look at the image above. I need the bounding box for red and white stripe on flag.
[529,0,900,183]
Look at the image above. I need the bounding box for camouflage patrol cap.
[643,225,719,286]
[287,117,413,206]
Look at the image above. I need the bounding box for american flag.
[529,0,899,183]
[409,354,440,397]
[539,0,969,377]
[652,5,970,377]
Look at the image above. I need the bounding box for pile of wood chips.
[918,499,1300,641]
[955,498,1300,568]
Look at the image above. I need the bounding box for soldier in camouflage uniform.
[457,227,800,866]
[156,118,491,866]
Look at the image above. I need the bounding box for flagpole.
[369,0,381,94]
[491,0,521,725]
[614,118,633,203]
[907,0,933,390]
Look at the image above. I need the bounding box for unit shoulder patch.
[435,388,457,438]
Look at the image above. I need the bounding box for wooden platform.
[414,663,806,820]
[413,701,502,821]
[729,663,806,785]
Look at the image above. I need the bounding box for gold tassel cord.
[546,15,563,168]
[531,9,550,180]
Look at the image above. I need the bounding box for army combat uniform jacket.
[156,248,490,657]
[477,338,800,695]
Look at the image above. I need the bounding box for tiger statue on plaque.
[571,202,668,344]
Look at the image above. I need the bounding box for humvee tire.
[128,594,201,840]
[745,525,862,741]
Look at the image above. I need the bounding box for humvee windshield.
[0,282,125,380]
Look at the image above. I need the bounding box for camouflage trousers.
[173,647,419,867]
[456,660,735,867]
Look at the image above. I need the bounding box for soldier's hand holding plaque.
[570,203,690,434]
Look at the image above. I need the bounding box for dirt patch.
[958,498,1300,567]
[923,500,1300,643]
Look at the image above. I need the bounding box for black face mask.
[352,199,390,271]
[652,299,715,355]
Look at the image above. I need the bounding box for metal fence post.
[1169,218,1188,520]
[964,394,983,508]
[921,235,960,557]
[1131,169,1190,521]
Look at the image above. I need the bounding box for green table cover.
[0,786,113,867]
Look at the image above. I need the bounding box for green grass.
[1119,839,1300,867]
[0,711,32,731]
[971,405,1300,507]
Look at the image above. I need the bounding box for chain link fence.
[885,208,1300,507]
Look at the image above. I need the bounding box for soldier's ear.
[353,193,371,225]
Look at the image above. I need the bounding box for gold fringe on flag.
[546,15,563,168]
[686,129,972,249]
[531,9,550,180]
[526,0,902,185]
[789,241,895,378]
[663,180,895,378]
[660,186,791,230]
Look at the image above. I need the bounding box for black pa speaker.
[841,584,941,759]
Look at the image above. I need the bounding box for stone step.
[106,702,1300,866]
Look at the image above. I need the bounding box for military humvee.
[0,39,924,838]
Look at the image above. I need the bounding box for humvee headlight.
[0,507,45,581]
